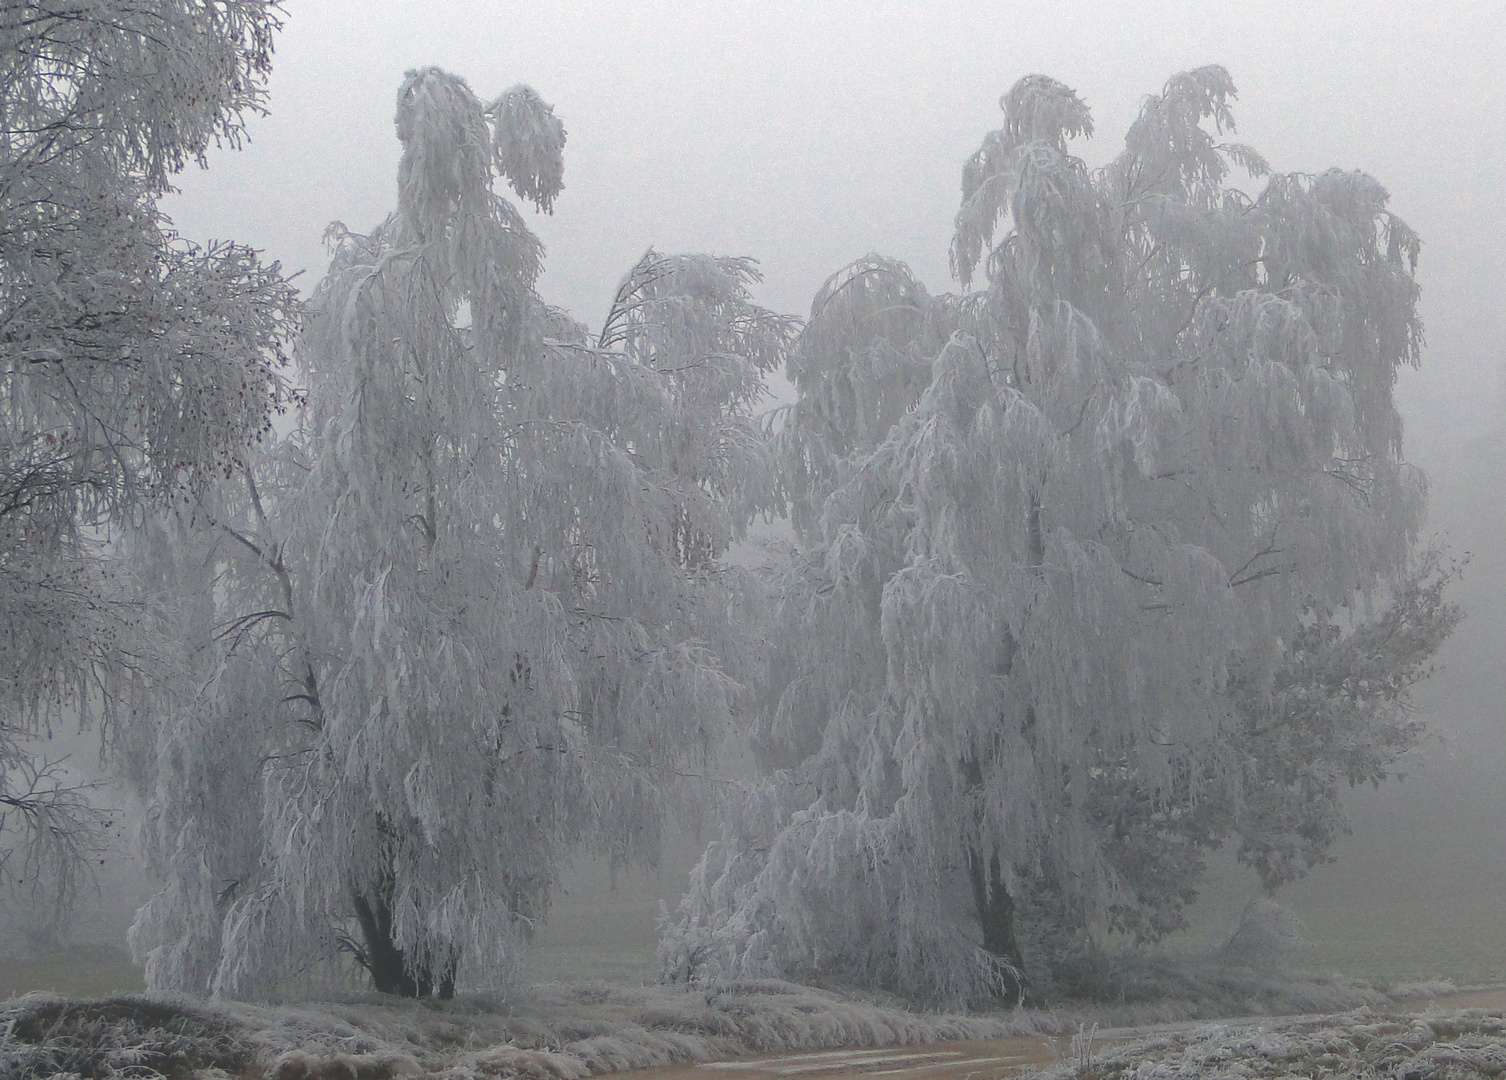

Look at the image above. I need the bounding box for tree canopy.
[7,34,1458,1008]
[0,0,295,923]
[661,67,1455,1006]
[127,67,792,997]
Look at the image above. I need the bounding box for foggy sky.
[165,2,1502,428]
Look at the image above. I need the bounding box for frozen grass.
[5,964,1476,1080]
[1025,1006,1506,1079]
[1,995,258,1079]
[2,981,1042,1079]
[223,979,1054,1076]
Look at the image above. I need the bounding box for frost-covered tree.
[0,1,295,919]
[661,68,1456,1006]
[128,67,791,998]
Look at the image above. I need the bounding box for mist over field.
[3,0,1505,1017]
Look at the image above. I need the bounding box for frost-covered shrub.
[1221,898,1306,972]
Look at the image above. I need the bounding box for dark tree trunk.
[351,885,457,999]
[968,848,1028,1006]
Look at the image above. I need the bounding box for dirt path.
[627,986,1506,1080]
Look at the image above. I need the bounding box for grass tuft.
[1,993,256,1079]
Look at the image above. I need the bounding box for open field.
[522,833,1506,990]
[1160,862,1506,991]
[0,945,143,1000]
[5,844,1505,1000]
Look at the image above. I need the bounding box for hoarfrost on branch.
[128,67,793,997]
[0,0,295,922]
[661,67,1456,1007]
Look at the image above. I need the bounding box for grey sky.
[165,0,1502,444]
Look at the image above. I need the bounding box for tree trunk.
[967,849,1028,1006]
[350,864,456,999]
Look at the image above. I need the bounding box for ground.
[4,810,1505,1077]
[5,978,1505,1079]
[1026,999,1506,1080]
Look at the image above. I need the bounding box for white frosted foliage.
[663,68,1450,1006]
[1,1,294,918]
[129,68,790,997]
